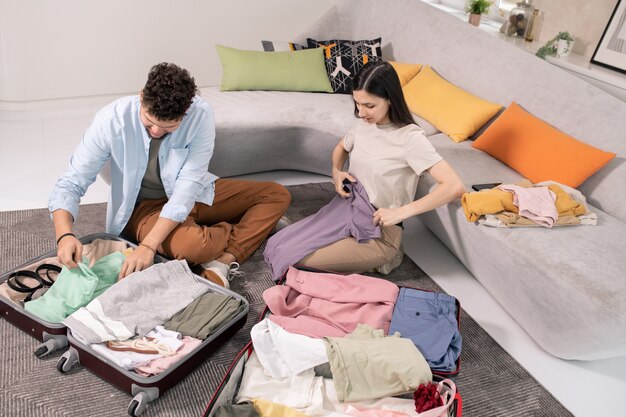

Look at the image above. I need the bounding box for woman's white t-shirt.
[343,119,443,209]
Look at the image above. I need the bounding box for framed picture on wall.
[591,0,626,74]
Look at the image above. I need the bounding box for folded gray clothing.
[63,260,210,344]
[165,292,242,339]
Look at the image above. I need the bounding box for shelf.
[546,53,626,92]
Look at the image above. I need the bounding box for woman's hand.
[57,236,83,269]
[332,170,356,198]
[118,244,155,280]
[373,207,407,227]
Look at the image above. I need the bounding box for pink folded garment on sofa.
[264,267,399,338]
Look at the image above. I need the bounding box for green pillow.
[216,44,333,93]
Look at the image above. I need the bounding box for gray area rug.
[0,182,573,417]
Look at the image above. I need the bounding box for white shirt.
[251,318,328,378]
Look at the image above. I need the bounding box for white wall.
[0,0,337,102]
[533,0,617,58]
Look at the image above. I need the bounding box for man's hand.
[118,244,155,280]
[332,171,356,198]
[57,235,83,269]
[373,207,407,228]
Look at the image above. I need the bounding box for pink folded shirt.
[498,184,558,228]
[264,267,399,338]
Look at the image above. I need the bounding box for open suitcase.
[203,266,463,417]
[58,282,248,416]
[0,233,144,357]
[0,232,250,417]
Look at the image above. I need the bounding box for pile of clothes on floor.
[213,267,461,417]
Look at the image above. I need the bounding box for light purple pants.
[263,180,381,280]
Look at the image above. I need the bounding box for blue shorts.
[389,287,462,372]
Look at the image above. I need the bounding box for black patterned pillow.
[306,38,383,94]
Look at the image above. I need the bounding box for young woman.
[265,61,465,277]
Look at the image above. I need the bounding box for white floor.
[1,96,625,417]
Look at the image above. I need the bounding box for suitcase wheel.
[34,344,50,358]
[128,391,149,417]
[35,336,67,358]
[56,347,79,373]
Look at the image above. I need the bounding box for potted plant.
[555,31,575,57]
[465,0,493,26]
[536,31,575,59]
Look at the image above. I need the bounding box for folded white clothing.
[236,351,325,416]
[90,326,184,371]
[91,343,161,370]
[251,318,328,378]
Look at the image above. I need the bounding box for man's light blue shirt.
[48,95,218,235]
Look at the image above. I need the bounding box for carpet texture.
[0,182,573,417]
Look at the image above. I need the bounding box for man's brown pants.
[123,179,291,264]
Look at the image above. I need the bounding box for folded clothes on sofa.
[498,184,558,227]
[480,211,598,227]
[463,179,595,227]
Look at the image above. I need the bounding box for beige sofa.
[201,0,626,360]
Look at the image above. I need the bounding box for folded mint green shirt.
[24,252,124,323]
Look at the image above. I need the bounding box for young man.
[49,62,290,286]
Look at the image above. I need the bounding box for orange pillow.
[472,102,616,188]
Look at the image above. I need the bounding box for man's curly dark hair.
[141,62,197,121]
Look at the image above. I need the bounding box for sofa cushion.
[306,38,383,94]
[472,102,616,188]
[413,115,439,137]
[403,66,502,143]
[215,45,332,93]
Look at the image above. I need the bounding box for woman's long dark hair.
[351,61,415,127]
